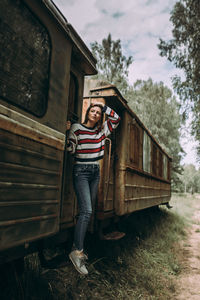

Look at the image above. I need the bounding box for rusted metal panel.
[86,83,172,218]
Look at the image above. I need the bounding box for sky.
[53,0,199,168]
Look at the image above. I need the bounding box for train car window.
[67,72,79,123]
[163,155,168,180]
[152,143,157,176]
[158,151,163,177]
[130,123,140,167]
[143,131,151,173]
[0,0,51,117]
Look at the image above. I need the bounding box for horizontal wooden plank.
[0,161,59,175]
[0,105,63,139]
[0,182,59,190]
[0,142,61,171]
[0,128,63,159]
[0,105,65,150]
[125,184,170,191]
[0,200,59,206]
[0,202,60,226]
[0,217,58,251]
[0,214,57,227]
[125,194,170,202]
[0,187,59,201]
[0,162,59,185]
[126,196,170,214]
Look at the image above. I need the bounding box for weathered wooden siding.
[124,171,171,213]
[0,109,64,251]
[60,153,76,228]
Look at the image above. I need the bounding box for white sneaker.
[69,250,88,275]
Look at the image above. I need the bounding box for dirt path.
[175,198,200,300]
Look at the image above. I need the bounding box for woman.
[66,103,120,275]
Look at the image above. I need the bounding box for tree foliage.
[90,34,133,95]
[158,0,200,160]
[180,164,200,193]
[127,79,184,189]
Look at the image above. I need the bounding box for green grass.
[1,193,199,300]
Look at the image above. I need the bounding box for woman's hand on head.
[66,120,71,131]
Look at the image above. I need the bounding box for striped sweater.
[66,106,120,163]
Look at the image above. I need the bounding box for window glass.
[163,155,168,180]
[0,0,51,116]
[143,131,151,173]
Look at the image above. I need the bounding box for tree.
[90,34,133,95]
[181,164,200,193]
[127,78,184,189]
[158,0,200,161]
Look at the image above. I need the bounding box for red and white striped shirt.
[67,106,120,163]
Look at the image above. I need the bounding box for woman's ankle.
[74,249,84,256]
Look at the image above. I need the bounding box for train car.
[0,0,97,263]
[83,82,171,233]
[0,0,171,265]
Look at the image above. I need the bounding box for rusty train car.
[83,82,171,224]
[0,0,171,264]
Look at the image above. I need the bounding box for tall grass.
[1,193,197,300]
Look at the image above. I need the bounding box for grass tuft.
[1,193,198,299]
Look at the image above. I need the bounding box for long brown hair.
[83,104,104,128]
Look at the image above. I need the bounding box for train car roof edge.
[41,0,97,75]
[85,84,172,161]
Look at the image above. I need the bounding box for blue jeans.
[72,164,100,251]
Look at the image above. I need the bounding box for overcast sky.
[53,0,199,168]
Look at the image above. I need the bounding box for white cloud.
[53,0,177,88]
[53,0,100,33]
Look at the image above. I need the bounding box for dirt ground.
[175,196,200,300]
